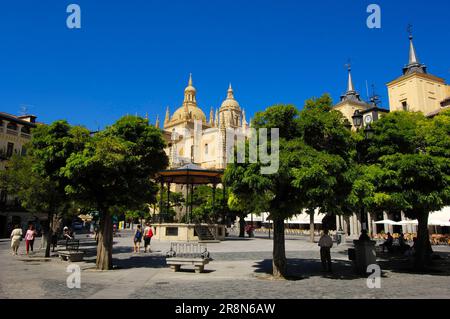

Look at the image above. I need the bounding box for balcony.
[20,132,31,139]
[6,129,18,136]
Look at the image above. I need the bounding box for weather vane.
[407,24,413,38]
[345,59,351,71]
[19,104,33,116]
[370,84,381,107]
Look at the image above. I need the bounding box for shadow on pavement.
[81,253,167,269]
[253,258,361,281]
[376,251,450,276]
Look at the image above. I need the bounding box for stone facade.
[160,74,250,170]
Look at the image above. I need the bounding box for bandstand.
[154,164,226,242]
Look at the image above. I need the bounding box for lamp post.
[352,110,375,241]
[351,109,377,275]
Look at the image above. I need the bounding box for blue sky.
[0,0,449,130]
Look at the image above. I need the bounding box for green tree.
[292,95,354,242]
[6,121,90,257]
[224,104,303,278]
[0,155,68,256]
[155,188,184,222]
[227,191,268,238]
[63,116,168,270]
[364,111,450,270]
[188,185,227,224]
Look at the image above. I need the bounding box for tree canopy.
[62,115,169,269]
[357,110,450,269]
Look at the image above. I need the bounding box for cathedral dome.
[170,74,207,123]
[172,105,207,122]
[185,85,196,93]
[220,83,240,110]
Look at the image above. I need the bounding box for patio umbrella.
[374,219,400,225]
[397,220,418,225]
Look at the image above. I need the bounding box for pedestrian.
[133,224,143,253]
[143,222,153,253]
[10,225,23,256]
[63,226,73,240]
[318,229,333,273]
[25,224,37,255]
[94,225,99,244]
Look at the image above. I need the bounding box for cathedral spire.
[155,115,160,128]
[347,65,355,93]
[183,73,197,107]
[242,109,247,127]
[340,63,362,103]
[164,106,170,125]
[409,35,419,65]
[227,83,234,99]
[209,107,214,126]
[214,109,219,127]
[403,27,427,75]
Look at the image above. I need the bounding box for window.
[402,101,408,111]
[21,147,27,156]
[6,143,14,158]
[166,227,178,236]
[205,144,208,155]
[7,122,17,130]
[21,126,31,134]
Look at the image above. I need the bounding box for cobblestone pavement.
[0,231,449,299]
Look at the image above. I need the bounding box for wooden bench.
[166,242,212,273]
[58,239,84,262]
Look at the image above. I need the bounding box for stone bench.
[166,242,212,273]
[58,239,84,262]
[58,250,85,262]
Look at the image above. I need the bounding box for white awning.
[374,219,400,225]
[429,207,450,227]
[245,210,324,224]
[373,207,450,227]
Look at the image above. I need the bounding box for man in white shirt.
[318,229,333,272]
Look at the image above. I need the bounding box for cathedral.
[153,33,450,235]
[158,74,249,171]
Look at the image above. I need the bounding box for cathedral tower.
[387,33,449,116]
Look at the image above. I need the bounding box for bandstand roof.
[157,164,224,185]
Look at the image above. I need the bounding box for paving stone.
[0,232,449,299]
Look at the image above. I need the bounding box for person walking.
[25,224,37,255]
[318,229,333,273]
[133,225,143,253]
[143,223,154,253]
[10,225,23,256]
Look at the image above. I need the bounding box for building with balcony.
[0,112,45,238]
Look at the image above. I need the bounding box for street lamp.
[352,111,375,241]
[352,110,363,129]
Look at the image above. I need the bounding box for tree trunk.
[272,215,287,279]
[44,212,53,258]
[239,215,246,238]
[96,209,113,270]
[309,209,315,243]
[414,211,432,271]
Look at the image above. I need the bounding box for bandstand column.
[159,179,164,224]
